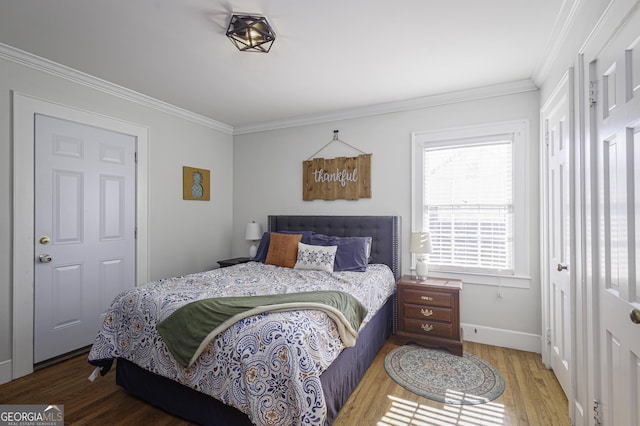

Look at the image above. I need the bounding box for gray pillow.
[308,234,371,272]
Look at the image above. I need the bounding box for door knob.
[38,254,52,263]
[631,308,640,324]
[557,263,568,271]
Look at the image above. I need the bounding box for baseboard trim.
[0,359,12,384]
[461,323,541,353]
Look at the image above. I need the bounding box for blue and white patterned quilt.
[88,261,395,426]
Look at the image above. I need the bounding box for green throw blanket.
[156,290,368,367]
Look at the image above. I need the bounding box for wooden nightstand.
[396,275,463,356]
[217,257,251,268]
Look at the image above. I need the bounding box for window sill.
[420,269,531,289]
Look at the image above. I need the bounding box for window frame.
[411,120,531,288]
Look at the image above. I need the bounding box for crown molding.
[233,79,539,135]
[531,0,583,86]
[0,43,234,135]
[0,42,540,137]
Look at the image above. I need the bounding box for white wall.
[232,88,541,350]
[0,52,234,374]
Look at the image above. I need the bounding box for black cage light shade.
[226,14,275,53]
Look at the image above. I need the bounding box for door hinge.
[593,400,602,425]
[134,227,137,239]
[544,131,550,146]
[589,80,597,108]
[134,152,138,163]
[546,328,552,344]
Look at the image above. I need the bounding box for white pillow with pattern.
[294,242,337,272]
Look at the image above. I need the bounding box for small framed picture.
[183,166,210,201]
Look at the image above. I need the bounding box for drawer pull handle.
[421,323,434,332]
[421,309,433,317]
[421,296,433,301]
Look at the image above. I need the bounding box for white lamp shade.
[245,221,262,241]
[410,232,432,254]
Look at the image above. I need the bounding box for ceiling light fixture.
[226,14,275,53]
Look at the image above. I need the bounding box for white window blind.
[423,139,513,273]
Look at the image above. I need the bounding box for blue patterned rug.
[384,345,505,405]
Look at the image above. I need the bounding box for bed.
[88,215,401,425]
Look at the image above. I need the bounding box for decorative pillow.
[364,237,373,259]
[308,234,371,272]
[252,231,314,262]
[294,242,337,272]
[265,233,303,268]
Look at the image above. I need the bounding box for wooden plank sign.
[302,154,371,200]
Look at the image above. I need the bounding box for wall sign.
[302,154,371,200]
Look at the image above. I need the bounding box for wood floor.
[334,337,570,426]
[0,337,570,425]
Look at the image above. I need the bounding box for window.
[424,140,513,273]
[412,121,530,284]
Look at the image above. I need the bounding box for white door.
[590,6,640,425]
[34,114,136,363]
[543,77,573,400]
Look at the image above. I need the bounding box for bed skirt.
[115,295,394,425]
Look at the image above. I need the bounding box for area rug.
[384,345,505,405]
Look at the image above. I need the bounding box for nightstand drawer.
[404,319,455,339]
[402,288,453,308]
[403,303,453,322]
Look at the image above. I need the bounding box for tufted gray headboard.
[268,215,401,279]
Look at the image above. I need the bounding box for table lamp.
[410,231,432,280]
[245,221,262,258]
